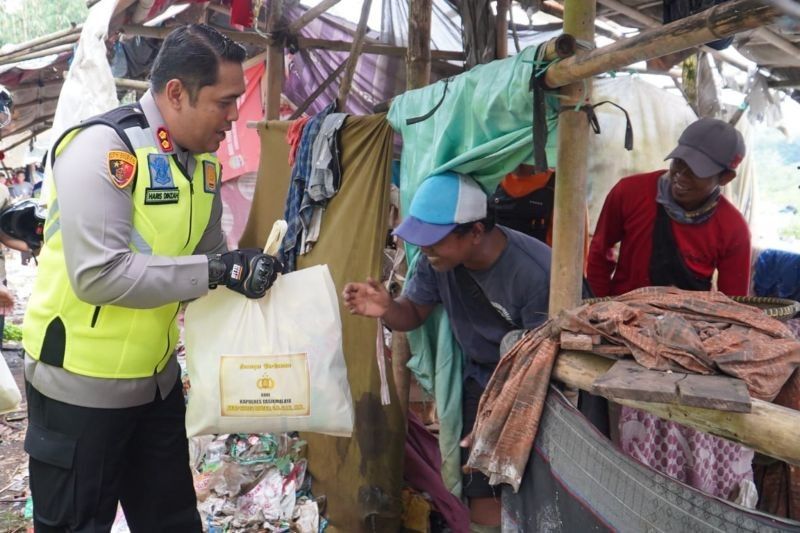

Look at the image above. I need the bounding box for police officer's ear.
[718,169,736,187]
[164,78,187,110]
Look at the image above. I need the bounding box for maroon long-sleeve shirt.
[587,171,751,298]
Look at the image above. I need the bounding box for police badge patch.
[107,151,137,189]
[147,154,174,188]
[203,160,218,193]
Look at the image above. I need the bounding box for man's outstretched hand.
[342,277,391,318]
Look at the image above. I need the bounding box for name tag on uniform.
[145,187,180,204]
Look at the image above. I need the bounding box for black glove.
[208,248,281,298]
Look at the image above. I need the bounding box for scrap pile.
[189,433,326,533]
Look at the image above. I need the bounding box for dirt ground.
[0,250,40,532]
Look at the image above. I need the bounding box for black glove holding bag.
[208,248,282,298]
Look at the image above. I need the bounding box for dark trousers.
[24,379,201,533]
[461,377,498,500]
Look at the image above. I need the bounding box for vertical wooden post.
[495,0,509,59]
[548,0,595,315]
[394,0,433,423]
[407,0,432,90]
[337,0,373,110]
[264,0,284,120]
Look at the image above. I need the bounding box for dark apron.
[649,204,712,291]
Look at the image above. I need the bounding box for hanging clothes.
[299,112,348,254]
[279,102,335,272]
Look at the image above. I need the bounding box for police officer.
[22,25,279,532]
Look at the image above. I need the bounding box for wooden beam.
[298,37,465,60]
[264,0,284,120]
[0,24,80,57]
[12,96,59,112]
[114,78,149,91]
[0,33,79,63]
[545,0,780,89]
[120,25,465,61]
[407,0,432,90]
[0,44,74,67]
[289,0,343,33]
[553,350,800,466]
[753,27,800,66]
[548,0,594,316]
[288,60,347,120]
[596,0,751,72]
[495,0,509,59]
[337,0,373,110]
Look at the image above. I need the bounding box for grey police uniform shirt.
[25,90,227,409]
[403,226,552,388]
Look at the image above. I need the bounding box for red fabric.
[405,412,469,532]
[219,62,264,182]
[285,116,310,166]
[230,0,254,27]
[587,171,751,298]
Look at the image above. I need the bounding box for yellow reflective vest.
[23,106,219,379]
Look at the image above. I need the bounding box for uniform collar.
[139,90,189,160]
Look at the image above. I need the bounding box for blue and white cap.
[393,172,488,247]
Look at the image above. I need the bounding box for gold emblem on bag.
[257,375,275,390]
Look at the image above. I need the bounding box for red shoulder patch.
[107,151,137,189]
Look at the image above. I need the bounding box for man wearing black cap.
[587,118,753,498]
[588,117,750,298]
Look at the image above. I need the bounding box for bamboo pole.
[548,0,594,316]
[495,0,509,59]
[336,0,373,110]
[264,0,285,120]
[114,78,150,91]
[0,24,80,57]
[289,0,343,32]
[407,0,432,90]
[0,44,74,67]
[545,0,780,89]
[288,60,347,120]
[597,0,750,72]
[553,351,800,466]
[0,33,79,63]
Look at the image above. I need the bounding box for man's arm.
[55,125,210,309]
[193,187,227,255]
[587,182,625,297]
[342,277,434,331]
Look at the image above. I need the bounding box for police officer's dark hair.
[150,24,246,104]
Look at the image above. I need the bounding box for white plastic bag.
[0,352,21,414]
[184,263,354,438]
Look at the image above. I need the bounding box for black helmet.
[0,199,46,251]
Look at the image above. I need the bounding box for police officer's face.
[178,61,246,153]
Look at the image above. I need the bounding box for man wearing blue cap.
[343,171,552,530]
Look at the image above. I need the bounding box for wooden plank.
[560,332,594,351]
[678,374,751,413]
[592,360,682,404]
[553,351,800,466]
[590,344,632,358]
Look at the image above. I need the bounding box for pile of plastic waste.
[190,433,326,533]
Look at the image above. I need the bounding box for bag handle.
[263,220,288,256]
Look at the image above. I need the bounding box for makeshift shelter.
[2,0,800,531]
